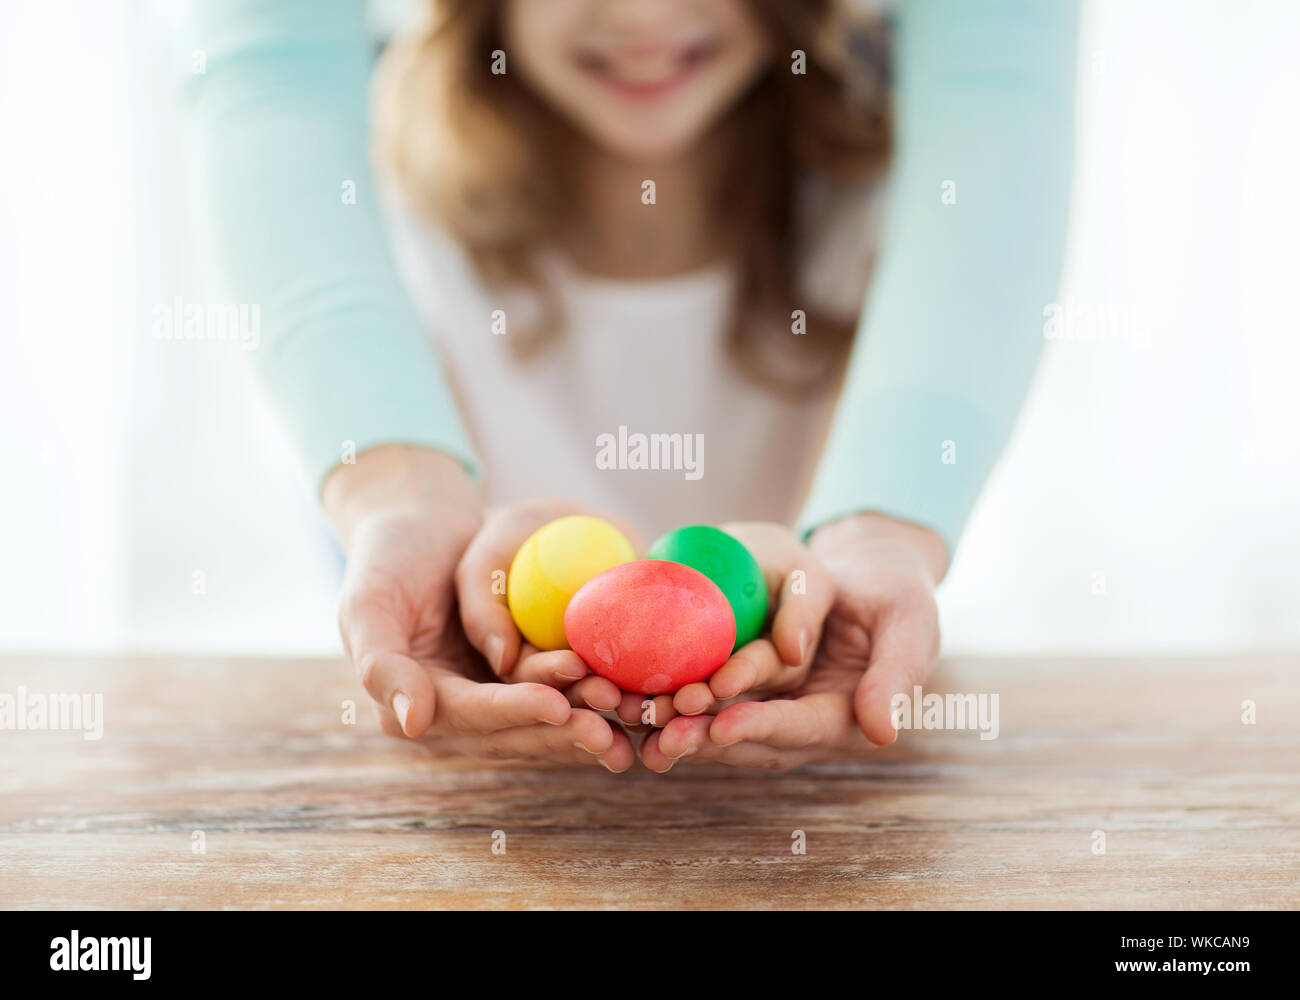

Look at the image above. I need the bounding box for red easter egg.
[564,560,736,695]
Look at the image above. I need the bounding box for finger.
[565,675,623,712]
[709,693,858,750]
[593,725,637,773]
[719,522,834,668]
[373,700,407,740]
[510,645,590,688]
[340,589,435,739]
[655,714,714,762]
[510,646,632,711]
[705,639,802,702]
[650,695,678,726]
[467,709,631,771]
[616,691,641,726]
[853,594,940,746]
[511,643,625,711]
[639,727,686,773]
[617,690,675,728]
[767,553,836,669]
[432,673,572,733]
[455,508,538,677]
[672,682,772,716]
[671,681,716,717]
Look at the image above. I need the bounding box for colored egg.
[507,515,636,650]
[563,560,736,695]
[646,525,768,649]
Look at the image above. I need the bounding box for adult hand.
[326,447,634,771]
[640,513,947,772]
[652,521,834,723]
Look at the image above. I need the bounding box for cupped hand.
[637,521,834,726]
[454,496,644,718]
[640,513,947,772]
[326,447,635,772]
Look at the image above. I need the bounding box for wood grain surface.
[0,655,1296,910]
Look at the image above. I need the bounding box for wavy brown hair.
[375,0,891,397]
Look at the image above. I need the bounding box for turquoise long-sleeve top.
[184,0,1077,558]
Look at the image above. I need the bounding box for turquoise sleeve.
[798,0,1079,557]
[181,0,477,494]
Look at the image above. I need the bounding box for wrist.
[323,445,482,550]
[808,512,949,584]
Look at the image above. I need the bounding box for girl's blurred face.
[503,0,770,161]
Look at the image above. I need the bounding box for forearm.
[182,0,477,496]
[809,512,949,584]
[323,445,482,551]
[799,0,1079,557]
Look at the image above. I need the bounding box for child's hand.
[454,498,642,717]
[639,513,946,771]
[640,522,833,725]
[327,448,635,772]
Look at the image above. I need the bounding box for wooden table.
[0,655,1296,909]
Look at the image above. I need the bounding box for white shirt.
[385,177,884,545]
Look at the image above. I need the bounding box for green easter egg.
[646,525,768,650]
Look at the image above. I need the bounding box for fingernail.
[573,740,596,753]
[485,635,505,674]
[597,756,619,773]
[669,745,698,760]
[797,628,810,665]
[391,692,412,736]
[556,667,587,682]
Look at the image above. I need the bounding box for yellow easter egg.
[507,515,636,650]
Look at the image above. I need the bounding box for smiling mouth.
[575,38,720,99]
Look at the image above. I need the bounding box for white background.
[2,0,1297,656]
